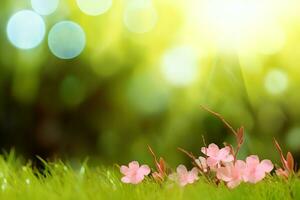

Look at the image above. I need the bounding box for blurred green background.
[1,0,300,166]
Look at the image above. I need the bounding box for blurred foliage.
[1,0,300,166]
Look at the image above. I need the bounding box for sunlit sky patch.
[48,21,86,59]
[6,10,46,50]
[31,0,59,15]
[76,0,112,16]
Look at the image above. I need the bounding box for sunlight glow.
[194,0,285,53]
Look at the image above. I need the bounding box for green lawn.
[0,154,299,200]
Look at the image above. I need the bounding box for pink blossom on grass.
[169,165,199,187]
[201,143,234,168]
[120,161,151,184]
[216,160,246,189]
[243,155,274,183]
[195,156,208,172]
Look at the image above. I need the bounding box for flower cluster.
[120,144,274,188]
[119,107,296,188]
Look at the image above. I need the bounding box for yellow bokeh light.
[123,0,158,33]
[76,0,112,16]
[161,46,199,87]
[264,69,288,95]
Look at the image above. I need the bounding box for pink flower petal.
[227,179,241,189]
[246,155,260,166]
[138,165,151,176]
[216,167,232,182]
[207,157,219,167]
[198,156,206,165]
[199,157,208,172]
[201,147,207,155]
[243,156,273,184]
[121,176,131,183]
[175,165,199,187]
[190,167,199,178]
[177,165,188,174]
[218,147,230,158]
[130,176,143,184]
[217,160,245,188]
[120,166,129,175]
[235,160,246,169]
[258,160,274,173]
[129,161,140,170]
[135,173,147,183]
[253,170,265,183]
[206,143,220,157]
[120,161,150,184]
[222,154,234,163]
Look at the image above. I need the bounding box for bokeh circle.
[31,0,59,15]
[76,0,112,16]
[123,0,158,33]
[48,21,86,59]
[7,10,46,49]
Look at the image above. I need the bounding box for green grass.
[0,154,299,200]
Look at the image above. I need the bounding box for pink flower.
[170,165,199,187]
[195,156,208,172]
[243,155,274,183]
[201,143,234,167]
[120,161,151,184]
[216,160,246,188]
